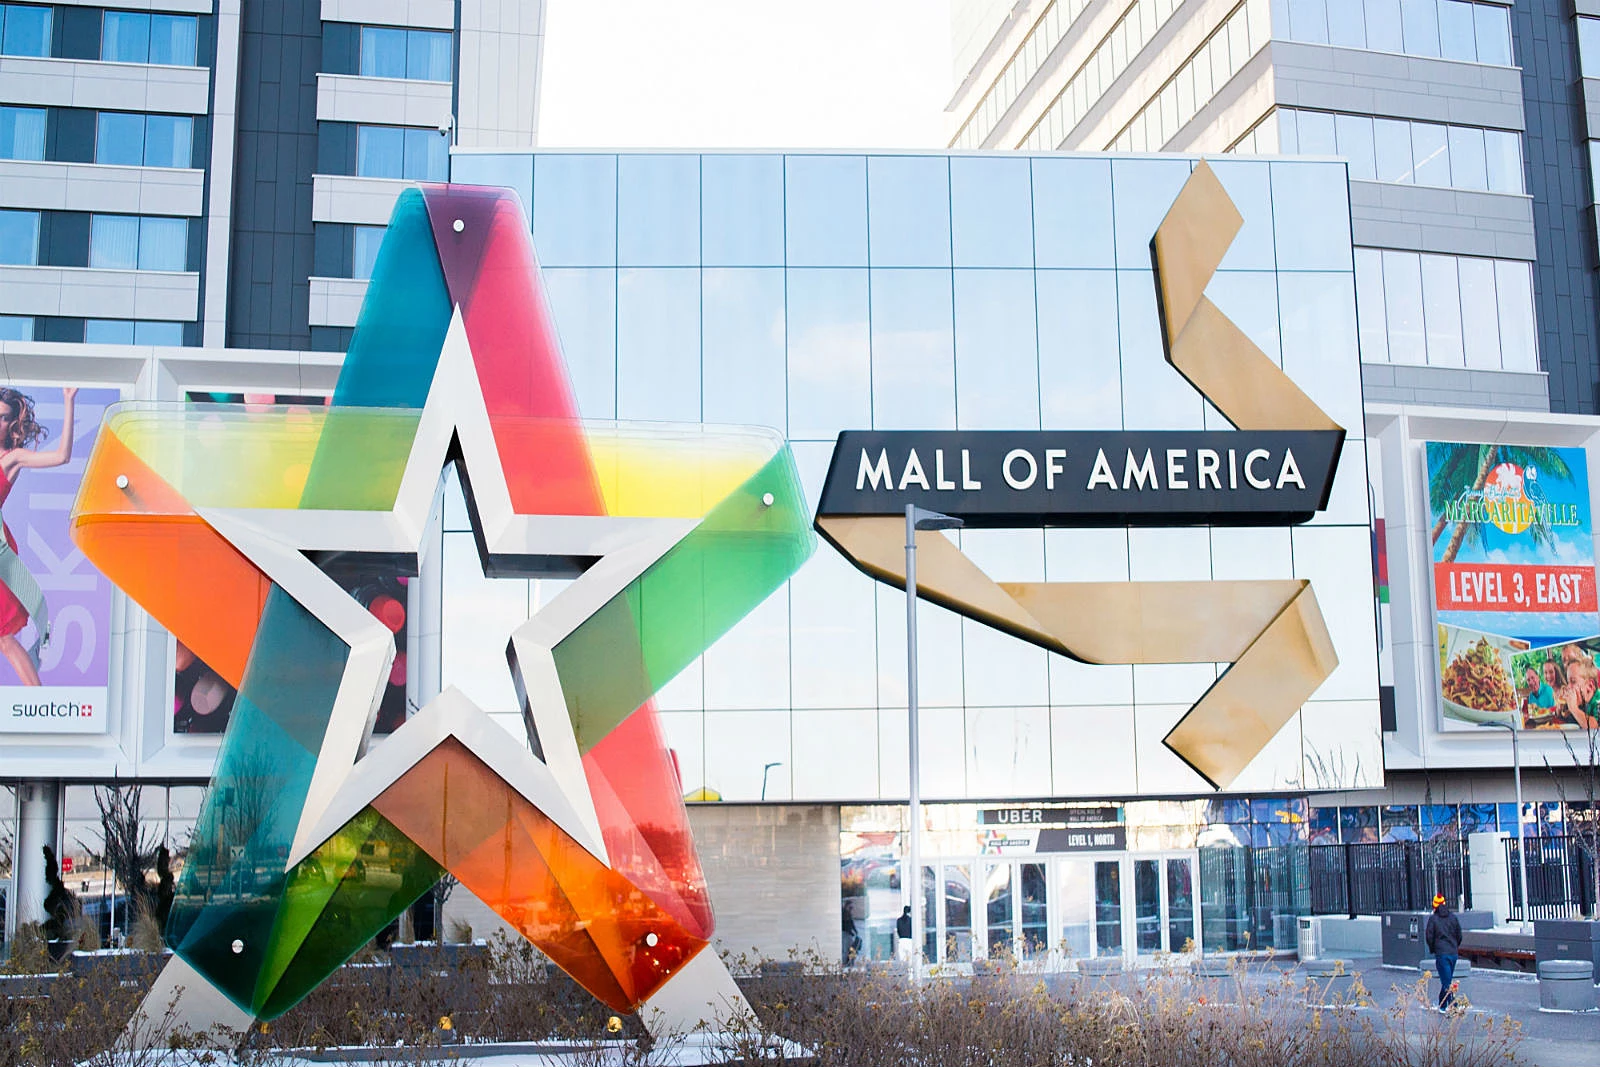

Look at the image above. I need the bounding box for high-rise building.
[0,0,545,354]
[946,0,1579,414]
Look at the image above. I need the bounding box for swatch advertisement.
[0,385,118,734]
[1425,441,1600,731]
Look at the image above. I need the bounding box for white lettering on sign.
[1245,448,1272,489]
[1166,448,1188,490]
[1087,449,1116,490]
[1124,449,1158,490]
[934,449,956,490]
[961,449,982,490]
[1045,449,1067,490]
[900,449,930,490]
[1004,449,1038,490]
[1277,449,1305,489]
[1198,449,1221,489]
[858,448,892,491]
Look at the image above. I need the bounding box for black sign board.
[980,805,1120,826]
[1037,826,1127,853]
[816,430,1344,528]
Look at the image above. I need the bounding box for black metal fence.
[1505,835,1597,920]
[1308,840,1471,917]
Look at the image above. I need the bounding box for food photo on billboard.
[1425,441,1600,732]
[0,384,118,735]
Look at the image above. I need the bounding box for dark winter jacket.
[1425,906,1462,957]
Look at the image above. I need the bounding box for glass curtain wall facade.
[447,151,1379,809]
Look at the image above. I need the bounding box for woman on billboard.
[0,386,77,685]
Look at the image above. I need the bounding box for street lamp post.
[760,761,782,802]
[905,504,962,986]
[1488,722,1532,933]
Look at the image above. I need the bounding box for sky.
[538,0,954,149]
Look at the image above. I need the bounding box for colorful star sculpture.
[70,184,814,1029]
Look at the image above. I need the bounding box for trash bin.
[1298,916,1320,962]
[1538,960,1596,1012]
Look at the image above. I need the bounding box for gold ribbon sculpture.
[816,161,1344,789]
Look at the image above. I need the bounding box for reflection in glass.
[954,270,1039,430]
[1135,859,1161,953]
[1038,270,1121,430]
[950,157,1033,267]
[1058,859,1094,958]
[618,154,699,267]
[1364,0,1404,53]
[1020,862,1047,959]
[1400,0,1440,56]
[542,268,616,418]
[1335,114,1375,181]
[1458,256,1499,369]
[787,269,870,440]
[1494,260,1537,372]
[448,154,532,215]
[985,862,1013,958]
[533,155,617,267]
[867,156,950,267]
[616,268,699,422]
[1119,271,1204,430]
[702,155,784,266]
[703,268,786,432]
[922,864,937,964]
[870,269,955,429]
[785,155,867,267]
[1270,162,1352,271]
[1031,157,1114,269]
[1167,858,1196,951]
[440,530,531,714]
[945,863,973,962]
[1110,158,1191,269]
[1420,254,1464,367]
[1094,861,1122,957]
[1410,123,1449,188]
[1380,251,1425,364]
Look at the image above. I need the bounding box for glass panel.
[1420,253,1464,366]
[96,110,146,166]
[406,29,451,81]
[701,155,783,266]
[786,268,870,440]
[352,225,384,280]
[953,269,1039,429]
[356,125,404,178]
[1437,0,1476,61]
[1019,862,1047,959]
[1494,259,1537,371]
[143,114,192,168]
[532,154,616,268]
[921,864,936,964]
[0,106,45,160]
[702,268,786,431]
[1167,858,1196,952]
[403,127,447,181]
[1295,110,1336,155]
[1057,859,1094,959]
[1410,122,1449,187]
[102,10,150,63]
[984,862,1013,958]
[785,155,867,267]
[360,26,407,78]
[138,217,188,271]
[149,14,197,65]
[616,268,699,421]
[1094,860,1122,957]
[1458,255,1499,369]
[1398,0,1439,56]
[870,268,955,430]
[1363,0,1403,53]
[1270,161,1352,271]
[89,213,137,268]
[1277,109,1298,154]
[1032,157,1114,269]
[133,320,184,345]
[0,314,32,341]
[944,863,972,962]
[1327,0,1365,48]
[85,318,135,344]
[1038,270,1121,431]
[447,153,531,214]
[1134,858,1161,953]
[1374,118,1413,182]
[1288,0,1327,44]
[1356,247,1382,364]
[1,3,51,56]
[1484,130,1522,194]
[542,267,616,419]
[1335,114,1376,181]
[617,154,699,267]
[1474,3,1511,66]
[1447,125,1487,191]
[867,156,950,267]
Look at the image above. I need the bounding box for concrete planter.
[1076,957,1123,976]
[1538,959,1596,1012]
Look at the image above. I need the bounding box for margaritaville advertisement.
[1426,441,1600,731]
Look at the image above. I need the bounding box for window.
[85,319,183,345]
[0,3,50,56]
[360,26,452,81]
[1280,109,1522,193]
[101,11,198,65]
[89,214,188,271]
[95,112,194,168]
[1355,250,1538,371]
[1280,0,1511,65]
[1580,16,1600,78]
[356,125,447,180]
[0,105,45,160]
[352,225,384,279]
[0,315,32,341]
[0,208,40,265]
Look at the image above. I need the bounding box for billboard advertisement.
[1425,441,1600,731]
[0,385,119,734]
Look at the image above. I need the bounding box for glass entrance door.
[1054,856,1124,962]
[1126,853,1200,960]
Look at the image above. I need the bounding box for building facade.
[0,0,545,353]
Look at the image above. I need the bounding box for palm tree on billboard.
[1428,444,1576,563]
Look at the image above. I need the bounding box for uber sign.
[817,429,1344,528]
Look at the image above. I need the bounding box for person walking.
[1424,893,1463,1010]
[895,904,913,961]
